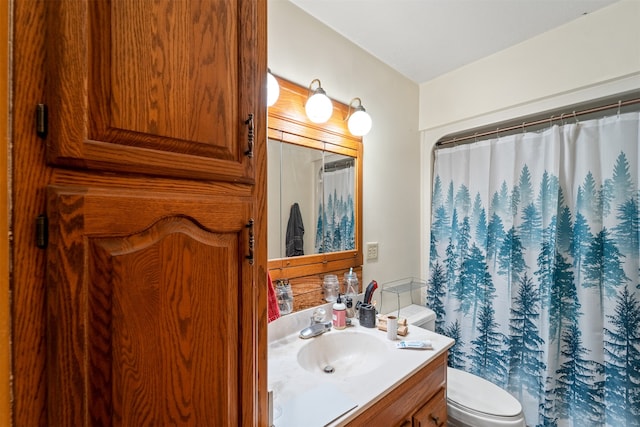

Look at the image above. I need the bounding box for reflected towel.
[267,272,280,323]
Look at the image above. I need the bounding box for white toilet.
[395,305,527,427]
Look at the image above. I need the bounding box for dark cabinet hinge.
[36,214,48,249]
[36,104,48,138]
[246,218,254,264]
[244,113,254,158]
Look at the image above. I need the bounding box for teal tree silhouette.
[429,232,438,262]
[537,171,560,223]
[553,323,604,425]
[535,238,554,311]
[519,165,534,208]
[538,375,559,427]
[498,227,527,294]
[549,252,580,353]
[583,228,628,301]
[456,244,495,324]
[610,151,635,207]
[613,197,639,257]
[476,206,488,248]
[604,286,640,426]
[432,175,444,209]
[455,184,471,218]
[470,301,507,386]
[507,273,546,403]
[443,320,466,370]
[427,262,447,334]
[486,212,505,268]
[471,193,483,238]
[457,216,471,267]
[569,211,591,283]
[556,205,573,254]
[432,204,450,242]
[445,237,457,292]
[519,203,543,247]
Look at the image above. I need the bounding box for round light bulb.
[305,90,333,123]
[267,72,280,107]
[348,108,372,136]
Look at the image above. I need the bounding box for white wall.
[419,0,640,278]
[268,0,422,287]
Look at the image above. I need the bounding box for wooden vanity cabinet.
[344,352,448,427]
[412,388,447,427]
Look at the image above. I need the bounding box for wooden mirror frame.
[267,76,363,311]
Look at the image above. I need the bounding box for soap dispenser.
[332,294,346,330]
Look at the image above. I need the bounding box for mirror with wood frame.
[268,76,363,312]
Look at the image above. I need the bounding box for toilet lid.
[447,368,522,417]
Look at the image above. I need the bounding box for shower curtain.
[314,164,356,253]
[429,112,640,426]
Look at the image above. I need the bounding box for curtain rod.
[436,97,640,148]
[323,158,354,172]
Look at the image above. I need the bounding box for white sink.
[296,331,388,377]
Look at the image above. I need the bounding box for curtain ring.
[573,110,579,125]
[560,113,565,126]
[617,100,622,118]
[522,122,526,134]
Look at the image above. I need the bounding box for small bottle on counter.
[332,294,346,330]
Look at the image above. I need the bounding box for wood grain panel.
[108,1,236,151]
[412,388,447,427]
[44,0,257,182]
[12,0,50,424]
[46,185,252,427]
[12,1,267,426]
[344,352,447,427]
[0,0,9,424]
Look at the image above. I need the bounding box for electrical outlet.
[366,242,379,260]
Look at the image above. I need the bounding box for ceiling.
[289,0,619,84]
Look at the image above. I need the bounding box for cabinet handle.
[244,113,254,158]
[430,415,440,425]
[246,219,254,265]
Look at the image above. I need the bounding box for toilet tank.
[387,304,436,331]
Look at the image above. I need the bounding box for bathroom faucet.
[299,308,332,339]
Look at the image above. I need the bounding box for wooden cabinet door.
[44,0,261,183]
[412,388,447,427]
[45,183,256,427]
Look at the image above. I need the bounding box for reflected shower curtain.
[315,164,356,253]
[429,112,640,426]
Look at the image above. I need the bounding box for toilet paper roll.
[386,315,398,340]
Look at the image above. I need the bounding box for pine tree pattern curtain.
[315,164,356,253]
[429,112,640,426]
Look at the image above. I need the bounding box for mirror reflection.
[267,75,362,312]
[268,137,356,260]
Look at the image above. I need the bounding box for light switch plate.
[366,242,378,260]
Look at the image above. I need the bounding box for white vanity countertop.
[268,303,454,427]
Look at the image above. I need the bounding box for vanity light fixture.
[267,69,280,107]
[305,79,333,123]
[347,97,372,136]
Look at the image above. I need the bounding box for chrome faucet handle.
[310,307,327,325]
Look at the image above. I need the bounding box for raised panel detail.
[46,184,253,427]
[45,0,259,182]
